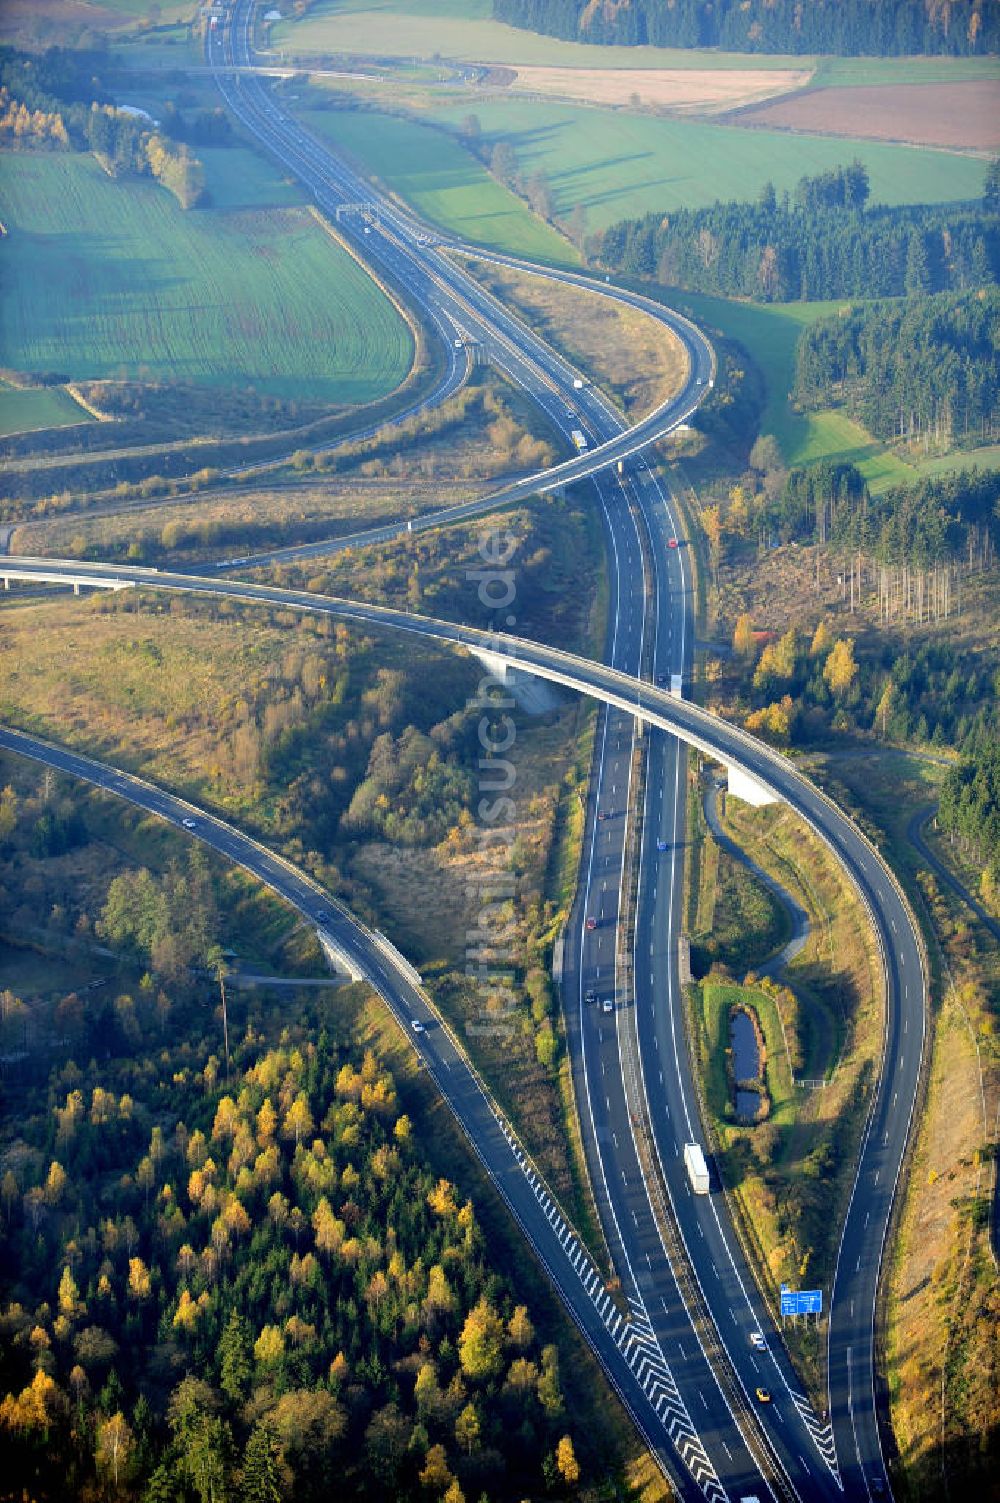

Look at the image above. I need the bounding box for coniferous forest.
[595,167,999,303]
[492,0,1000,56]
[793,290,1000,447]
[0,940,584,1503]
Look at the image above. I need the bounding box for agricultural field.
[810,54,1000,88]
[302,107,576,261]
[738,79,1000,152]
[504,63,809,113]
[274,0,1000,85]
[0,385,92,439]
[0,0,193,45]
[0,148,413,404]
[427,99,989,228]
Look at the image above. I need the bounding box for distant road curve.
[907,805,1000,944]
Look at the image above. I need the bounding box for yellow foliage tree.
[458,1299,504,1381]
[824,638,858,695]
[556,1433,581,1483]
[127,1258,151,1301]
[58,1266,81,1319]
[419,1442,452,1489]
[427,1178,458,1217]
[95,1411,133,1491]
[254,1325,285,1366]
[733,613,756,659]
[809,618,833,657]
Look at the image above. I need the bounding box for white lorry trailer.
[684,1142,710,1194]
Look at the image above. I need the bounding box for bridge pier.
[725,762,778,808]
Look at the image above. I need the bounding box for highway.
[0,8,926,1498]
[208,12,803,1500]
[2,555,926,1500]
[0,723,736,1502]
[206,15,920,1499]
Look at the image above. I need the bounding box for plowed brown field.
[737,80,1000,151]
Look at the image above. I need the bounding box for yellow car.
[755,1387,771,1403]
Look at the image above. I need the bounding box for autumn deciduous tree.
[824,638,858,695]
[454,1401,481,1456]
[282,1093,314,1148]
[508,1304,535,1350]
[95,1411,133,1492]
[809,618,833,658]
[556,1432,581,1483]
[458,1299,505,1380]
[732,613,756,659]
[58,1266,82,1319]
[419,1442,452,1489]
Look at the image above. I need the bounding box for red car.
[668,537,679,549]
[585,917,597,931]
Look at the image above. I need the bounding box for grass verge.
[457,254,690,419]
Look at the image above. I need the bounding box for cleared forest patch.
[736,80,1000,152]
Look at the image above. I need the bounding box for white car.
[602,998,614,1014]
[750,1331,766,1351]
[411,1019,425,1033]
[182,818,197,829]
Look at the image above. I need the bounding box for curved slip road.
[703,778,811,978]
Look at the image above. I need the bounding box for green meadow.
[0,148,413,403]
[0,385,92,439]
[427,99,989,229]
[655,287,917,487]
[302,108,576,262]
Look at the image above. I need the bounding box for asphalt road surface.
[0,8,929,1496]
[2,555,926,1501]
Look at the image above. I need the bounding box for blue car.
[656,839,668,852]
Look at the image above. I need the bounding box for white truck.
[669,673,683,699]
[684,1142,710,1195]
[571,429,589,452]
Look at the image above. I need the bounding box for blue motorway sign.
[780,1286,823,1317]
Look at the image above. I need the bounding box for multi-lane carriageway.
[3,557,925,1503]
[2,8,926,1500]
